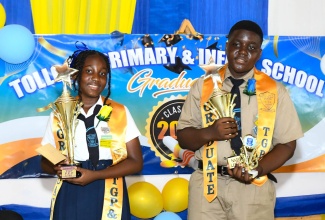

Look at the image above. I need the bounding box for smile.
[88,84,100,90]
[235,57,246,64]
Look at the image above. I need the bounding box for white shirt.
[41,97,140,161]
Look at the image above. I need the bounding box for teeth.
[89,85,98,89]
[237,58,245,63]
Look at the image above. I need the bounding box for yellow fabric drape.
[30,0,136,34]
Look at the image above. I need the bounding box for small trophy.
[227,135,259,178]
[38,63,83,178]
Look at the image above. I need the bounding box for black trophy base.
[61,163,82,179]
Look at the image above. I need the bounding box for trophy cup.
[38,63,83,178]
[204,74,237,119]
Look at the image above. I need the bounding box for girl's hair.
[67,49,112,104]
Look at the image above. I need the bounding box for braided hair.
[67,49,112,105]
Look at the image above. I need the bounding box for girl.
[41,47,143,220]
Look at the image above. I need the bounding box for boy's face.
[79,54,108,101]
[226,29,262,78]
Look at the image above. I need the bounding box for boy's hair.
[228,20,263,43]
[68,49,112,104]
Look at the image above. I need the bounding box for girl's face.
[79,54,108,102]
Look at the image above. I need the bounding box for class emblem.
[259,91,275,111]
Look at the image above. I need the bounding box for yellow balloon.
[0,3,6,28]
[128,181,163,219]
[162,177,189,212]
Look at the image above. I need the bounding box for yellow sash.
[201,76,218,202]
[50,97,127,220]
[253,68,277,186]
[200,65,278,200]
[101,99,127,220]
[50,118,64,220]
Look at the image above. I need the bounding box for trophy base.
[227,156,240,169]
[61,163,82,179]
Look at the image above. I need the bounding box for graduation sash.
[201,73,218,202]
[50,97,127,220]
[252,68,277,186]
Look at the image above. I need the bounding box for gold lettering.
[127,69,196,97]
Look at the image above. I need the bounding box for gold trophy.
[38,63,83,178]
[204,73,237,119]
[227,135,259,178]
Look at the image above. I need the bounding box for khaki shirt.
[177,67,303,165]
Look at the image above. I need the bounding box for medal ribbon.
[201,76,218,202]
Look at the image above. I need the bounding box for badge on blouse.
[101,126,110,134]
[100,134,112,148]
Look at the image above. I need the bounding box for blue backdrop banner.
[0,33,325,218]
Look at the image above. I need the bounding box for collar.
[80,96,105,117]
[224,67,255,83]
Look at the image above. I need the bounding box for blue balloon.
[0,24,35,64]
[154,211,182,220]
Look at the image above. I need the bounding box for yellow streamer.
[30,0,137,34]
[273,36,279,58]
[38,37,67,57]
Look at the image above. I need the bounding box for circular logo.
[145,95,186,163]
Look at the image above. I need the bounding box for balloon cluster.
[128,177,189,219]
[0,4,35,65]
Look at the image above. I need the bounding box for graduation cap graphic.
[159,34,182,47]
[107,31,125,50]
[163,56,192,74]
[206,41,220,50]
[141,34,154,47]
